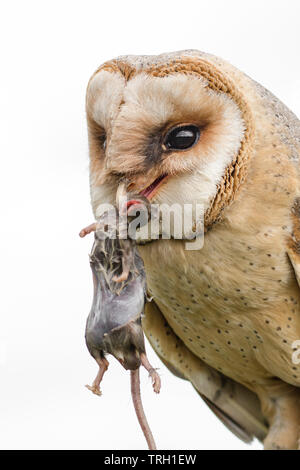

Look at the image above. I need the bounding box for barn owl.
[85,50,300,450]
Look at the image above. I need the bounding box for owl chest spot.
[140,239,300,385]
[145,263,270,382]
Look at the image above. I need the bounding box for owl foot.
[260,387,300,450]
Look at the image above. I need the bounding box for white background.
[1,0,300,450]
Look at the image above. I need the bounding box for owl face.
[86,57,246,235]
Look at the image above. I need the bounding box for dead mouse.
[79,194,161,450]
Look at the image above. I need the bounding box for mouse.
[79,194,161,450]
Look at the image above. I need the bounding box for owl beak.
[116,179,129,205]
[139,173,168,199]
[124,173,168,200]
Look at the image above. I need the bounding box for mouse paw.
[85,384,102,396]
[148,368,161,394]
[112,271,129,283]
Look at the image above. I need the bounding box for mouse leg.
[112,241,133,283]
[79,223,97,238]
[140,353,161,394]
[85,357,109,396]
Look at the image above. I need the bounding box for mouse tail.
[130,369,157,450]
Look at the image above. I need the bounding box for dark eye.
[164,125,200,150]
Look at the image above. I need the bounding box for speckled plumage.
[86,50,300,449]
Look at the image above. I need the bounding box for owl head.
[86,50,254,237]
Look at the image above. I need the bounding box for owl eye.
[164,125,200,151]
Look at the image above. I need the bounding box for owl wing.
[142,300,268,444]
[287,248,300,288]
